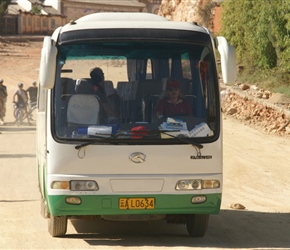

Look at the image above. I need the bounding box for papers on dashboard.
[159,118,213,138]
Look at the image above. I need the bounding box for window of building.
[51,19,56,29]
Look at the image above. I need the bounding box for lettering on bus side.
[190,155,213,159]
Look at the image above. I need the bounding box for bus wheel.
[186,214,209,237]
[48,215,67,237]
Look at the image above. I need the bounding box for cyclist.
[0,79,8,124]
[26,81,38,104]
[26,81,38,120]
[13,83,31,125]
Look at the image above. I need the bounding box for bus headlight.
[66,196,81,205]
[176,180,201,190]
[70,180,99,191]
[191,180,201,189]
[191,196,207,204]
[176,180,190,190]
[51,181,69,190]
[202,180,220,189]
[175,179,220,190]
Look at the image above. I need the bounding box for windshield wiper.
[75,134,119,150]
[160,131,203,149]
[75,130,203,150]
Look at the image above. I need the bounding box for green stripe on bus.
[47,193,221,216]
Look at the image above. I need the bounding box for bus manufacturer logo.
[129,152,146,163]
[190,155,212,159]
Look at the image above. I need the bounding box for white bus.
[37,12,236,237]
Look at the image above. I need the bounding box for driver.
[155,79,192,119]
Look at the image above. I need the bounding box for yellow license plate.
[119,198,155,210]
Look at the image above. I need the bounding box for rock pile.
[221,83,290,137]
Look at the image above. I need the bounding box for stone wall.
[158,0,221,33]
[158,0,200,22]
[17,12,66,35]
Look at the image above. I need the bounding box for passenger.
[89,67,119,124]
[155,79,193,119]
[0,79,8,124]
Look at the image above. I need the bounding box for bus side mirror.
[39,36,57,89]
[216,36,237,85]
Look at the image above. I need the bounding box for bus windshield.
[53,40,220,143]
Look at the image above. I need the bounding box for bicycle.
[0,94,6,125]
[26,101,37,121]
[13,102,31,126]
[0,100,4,125]
[14,101,37,123]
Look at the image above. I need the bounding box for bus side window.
[58,78,75,132]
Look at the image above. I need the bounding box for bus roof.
[76,12,167,22]
[58,12,208,35]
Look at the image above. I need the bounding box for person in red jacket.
[155,79,192,119]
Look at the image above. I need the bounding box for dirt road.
[0,36,290,249]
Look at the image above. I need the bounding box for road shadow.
[66,209,290,248]
[0,124,36,132]
[0,199,38,203]
[0,153,35,158]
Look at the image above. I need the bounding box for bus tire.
[186,214,209,237]
[48,215,67,237]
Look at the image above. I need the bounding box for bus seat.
[75,78,93,94]
[104,80,115,96]
[67,80,101,126]
[161,77,168,91]
[61,77,75,99]
[179,78,191,94]
[117,81,138,122]
[102,80,119,117]
[142,94,159,122]
[136,79,163,99]
[134,79,163,122]
[116,81,126,97]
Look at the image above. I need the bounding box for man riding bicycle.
[26,81,38,104]
[0,79,8,125]
[13,83,31,125]
[25,81,38,120]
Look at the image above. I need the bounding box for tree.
[220,0,290,88]
[220,0,290,74]
[31,5,42,14]
[0,0,11,17]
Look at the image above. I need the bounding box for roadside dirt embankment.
[221,83,290,137]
